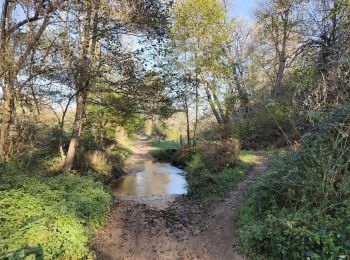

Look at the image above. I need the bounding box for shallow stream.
[111,160,187,196]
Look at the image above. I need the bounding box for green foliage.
[0,164,112,259]
[108,145,133,161]
[87,99,146,139]
[151,138,249,203]
[73,147,126,183]
[73,130,134,181]
[151,146,191,167]
[197,102,296,150]
[187,151,261,204]
[164,128,182,141]
[193,138,241,172]
[199,123,238,141]
[237,105,350,259]
[150,148,174,162]
[171,0,232,75]
[232,102,296,149]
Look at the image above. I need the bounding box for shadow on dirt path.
[92,154,268,260]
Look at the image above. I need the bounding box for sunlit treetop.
[171,0,233,75]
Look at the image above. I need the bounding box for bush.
[151,146,192,167]
[194,138,241,172]
[151,148,176,162]
[199,103,296,149]
[85,150,113,173]
[77,149,125,182]
[199,123,238,141]
[151,138,252,204]
[237,105,350,259]
[185,138,243,202]
[186,150,259,203]
[241,102,297,149]
[0,165,112,259]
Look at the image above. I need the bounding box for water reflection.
[111,160,187,196]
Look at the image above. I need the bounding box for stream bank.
[92,146,267,259]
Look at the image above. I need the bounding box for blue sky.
[228,0,257,20]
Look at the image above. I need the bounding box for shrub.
[151,148,176,162]
[151,146,192,167]
[0,165,112,259]
[151,138,246,203]
[194,138,241,172]
[74,145,126,182]
[199,123,237,141]
[237,105,350,259]
[186,138,242,201]
[85,150,113,174]
[240,102,296,149]
[186,150,259,203]
[199,103,296,149]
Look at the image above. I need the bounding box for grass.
[187,150,270,204]
[240,149,285,160]
[148,140,180,150]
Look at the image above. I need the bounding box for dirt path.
[123,139,154,173]
[92,144,267,260]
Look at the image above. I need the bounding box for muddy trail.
[92,141,267,260]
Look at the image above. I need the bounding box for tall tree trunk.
[272,9,289,99]
[184,95,191,146]
[193,68,199,146]
[0,1,15,161]
[273,57,286,98]
[233,64,249,115]
[63,87,88,170]
[212,90,227,123]
[204,81,223,124]
[63,1,99,170]
[0,76,15,160]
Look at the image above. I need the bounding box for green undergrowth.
[237,105,350,259]
[109,144,133,160]
[151,147,190,167]
[113,138,135,160]
[0,163,112,259]
[150,140,278,204]
[187,150,272,204]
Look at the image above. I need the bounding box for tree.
[55,0,170,170]
[255,0,304,100]
[0,0,67,161]
[61,0,100,170]
[171,0,233,127]
[227,18,254,116]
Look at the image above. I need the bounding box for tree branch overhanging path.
[0,0,349,258]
